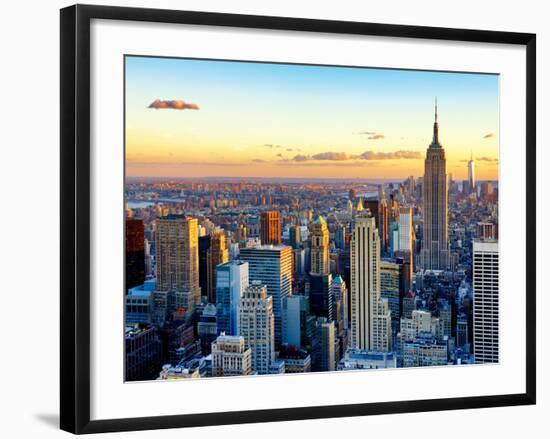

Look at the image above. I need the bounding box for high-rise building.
[477,222,498,240]
[310,216,329,275]
[155,215,201,313]
[198,235,211,299]
[197,303,217,355]
[239,245,293,346]
[260,211,281,245]
[238,282,275,374]
[380,259,404,336]
[335,223,346,250]
[473,240,499,364]
[420,101,450,270]
[312,317,336,372]
[216,261,249,336]
[398,206,413,253]
[468,152,475,195]
[126,219,145,291]
[289,224,301,249]
[125,324,162,381]
[363,198,379,229]
[211,334,252,377]
[207,228,229,303]
[309,272,333,321]
[332,275,348,331]
[350,214,392,351]
[379,198,389,254]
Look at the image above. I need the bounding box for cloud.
[359,131,377,135]
[483,133,495,139]
[367,134,385,140]
[286,148,293,152]
[262,144,282,149]
[148,99,199,110]
[276,153,284,158]
[292,154,309,162]
[477,156,499,162]
[311,152,348,161]
[251,159,265,163]
[356,150,421,160]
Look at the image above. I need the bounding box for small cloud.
[477,156,499,162]
[276,153,284,158]
[483,133,495,139]
[251,159,265,163]
[148,99,199,110]
[359,131,377,135]
[311,152,348,161]
[292,154,309,162]
[286,148,293,152]
[368,134,385,140]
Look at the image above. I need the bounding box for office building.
[238,282,275,374]
[216,261,249,336]
[473,240,499,364]
[126,218,145,291]
[207,228,229,303]
[211,334,252,377]
[260,210,281,245]
[350,214,392,352]
[310,215,330,275]
[312,317,336,372]
[239,245,293,346]
[197,303,217,355]
[380,259,403,336]
[278,345,312,373]
[125,324,162,381]
[155,215,201,313]
[338,349,397,370]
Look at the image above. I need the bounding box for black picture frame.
[60,4,536,434]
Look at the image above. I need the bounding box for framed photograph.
[60,4,536,434]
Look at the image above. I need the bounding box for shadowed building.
[260,210,281,245]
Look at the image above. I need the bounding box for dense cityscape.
[124,104,499,381]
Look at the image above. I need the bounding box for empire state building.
[420,100,450,270]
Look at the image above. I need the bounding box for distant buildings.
[468,152,476,195]
[260,210,281,245]
[211,334,252,377]
[238,282,275,374]
[278,345,311,373]
[473,240,499,364]
[403,334,448,367]
[239,245,293,346]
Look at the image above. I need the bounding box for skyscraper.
[473,240,499,364]
[207,228,229,303]
[126,218,145,292]
[421,100,450,270]
[238,281,275,374]
[468,152,475,195]
[289,224,301,249]
[155,215,201,313]
[380,259,404,336]
[350,214,392,351]
[310,216,329,275]
[398,206,413,254]
[311,317,336,372]
[260,211,281,245]
[239,245,293,346]
[216,261,249,336]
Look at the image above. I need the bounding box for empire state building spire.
[431,97,441,147]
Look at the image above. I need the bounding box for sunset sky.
[125,56,499,180]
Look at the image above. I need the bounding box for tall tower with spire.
[420,99,450,270]
[468,150,475,195]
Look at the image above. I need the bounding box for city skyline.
[125,56,499,180]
